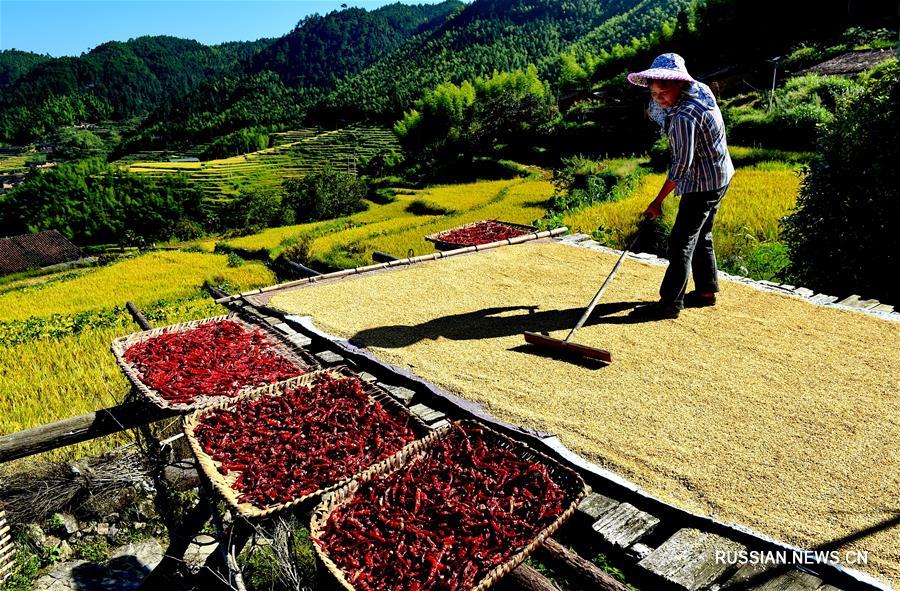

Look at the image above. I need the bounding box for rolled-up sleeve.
[667,115,696,183]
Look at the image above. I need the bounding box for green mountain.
[249,1,464,91]
[0,36,271,143]
[319,0,693,117]
[0,50,51,91]
[123,1,463,151]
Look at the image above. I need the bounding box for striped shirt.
[657,86,734,195]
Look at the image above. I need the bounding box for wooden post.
[0,402,179,464]
[126,300,151,331]
[538,538,631,591]
[372,251,399,263]
[508,563,561,591]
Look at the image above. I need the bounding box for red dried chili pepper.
[125,320,304,404]
[317,422,575,591]
[438,221,528,247]
[193,374,417,507]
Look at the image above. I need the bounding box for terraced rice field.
[0,253,274,457]
[125,125,399,206]
[221,176,555,268]
[565,168,801,267]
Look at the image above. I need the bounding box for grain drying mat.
[311,420,587,591]
[268,240,900,585]
[112,313,318,411]
[184,368,431,517]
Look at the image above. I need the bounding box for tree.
[782,60,898,303]
[0,159,204,245]
[219,188,292,232]
[283,167,367,223]
[52,127,107,160]
[394,66,558,168]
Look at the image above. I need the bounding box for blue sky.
[0,0,451,57]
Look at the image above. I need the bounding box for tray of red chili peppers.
[425,220,536,251]
[111,314,318,411]
[184,368,430,518]
[310,420,587,591]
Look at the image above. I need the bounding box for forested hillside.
[249,1,463,90]
[320,0,693,117]
[0,36,271,143]
[120,1,462,152]
[0,49,51,91]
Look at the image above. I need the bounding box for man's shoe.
[629,301,680,320]
[684,291,716,308]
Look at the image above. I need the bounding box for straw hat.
[627,53,695,87]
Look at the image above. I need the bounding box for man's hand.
[643,201,662,220]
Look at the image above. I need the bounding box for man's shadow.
[349,302,653,350]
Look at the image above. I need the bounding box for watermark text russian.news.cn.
[715,550,869,567]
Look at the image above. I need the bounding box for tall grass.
[565,169,801,276]
[0,252,273,322]
[0,254,274,457]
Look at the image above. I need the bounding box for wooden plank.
[576,492,619,521]
[0,401,179,463]
[126,300,152,330]
[836,295,865,307]
[591,502,660,548]
[379,383,416,405]
[538,538,630,591]
[810,294,839,304]
[638,528,745,591]
[315,350,345,365]
[722,563,823,590]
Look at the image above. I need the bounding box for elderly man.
[627,53,734,320]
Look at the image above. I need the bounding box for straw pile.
[269,241,900,584]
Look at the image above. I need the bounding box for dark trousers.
[660,184,729,308]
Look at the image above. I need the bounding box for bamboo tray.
[111,313,319,412]
[311,419,587,591]
[425,220,537,251]
[184,368,431,518]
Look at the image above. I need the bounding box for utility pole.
[767,56,782,112]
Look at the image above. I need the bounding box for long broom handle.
[564,231,642,343]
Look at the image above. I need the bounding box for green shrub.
[725,74,859,150]
[405,199,454,216]
[278,234,313,266]
[202,126,271,160]
[3,549,41,591]
[0,158,207,246]
[226,252,245,267]
[783,59,898,302]
[283,166,368,223]
[219,188,292,233]
[74,537,110,562]
[240,544,281,591]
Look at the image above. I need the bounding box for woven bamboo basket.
[310,419,588,591]
[184,367,431,519]
[0,509,13,583]
[111,313,318,412]
[424,220,537,251]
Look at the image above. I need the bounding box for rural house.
[0,230,81,276]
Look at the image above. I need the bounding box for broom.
[523,230,641,364]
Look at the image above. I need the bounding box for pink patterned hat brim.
[627,68,695,87]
